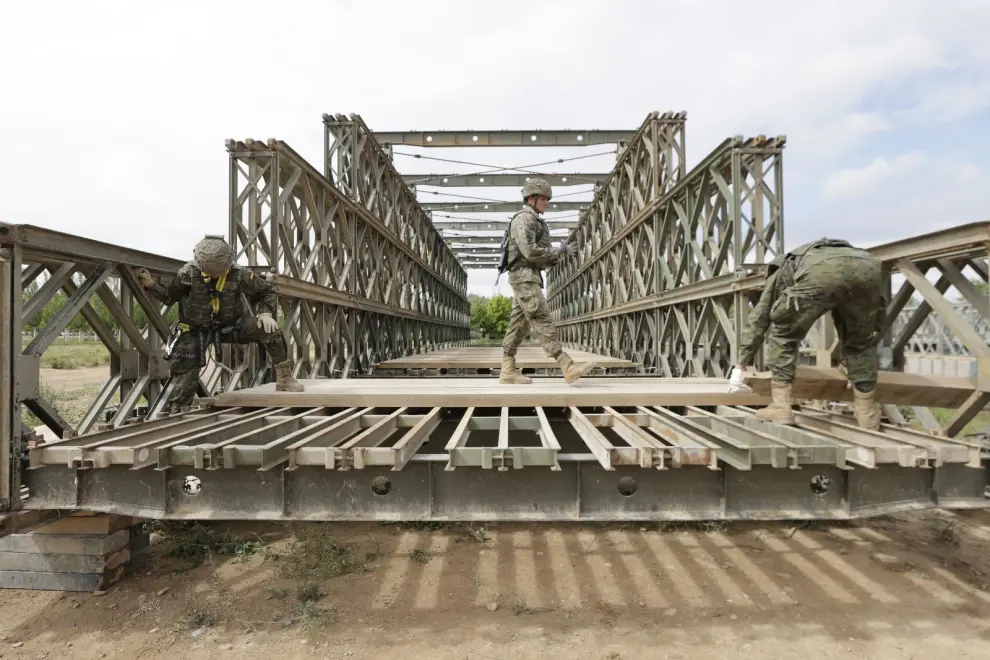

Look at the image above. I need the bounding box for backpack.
[495,211,525,285]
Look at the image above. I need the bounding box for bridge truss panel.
[548,135,786,378]
[322,114,467,289]
[226,138,472,379]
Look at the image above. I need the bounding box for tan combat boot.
[853,387,881,430]
[499,355,532,384]
[555,353,598,384]
[755,380,795,424]
[274,360,305,392]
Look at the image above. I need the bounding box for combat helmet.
[193,235,233,277]
[521,178,552,201]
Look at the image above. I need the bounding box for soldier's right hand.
[134,267,155,289]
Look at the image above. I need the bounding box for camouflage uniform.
[136,235,303,413]
[500,179,597,385]
[737,238,884,428]
[502,207,564,358]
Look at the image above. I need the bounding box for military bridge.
[2,110,989,524]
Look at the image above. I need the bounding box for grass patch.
[410,548,430,564]
[933,519,961,547]
[295,600,338,627]
[37,343,110,369]
[146,521,264,567]
[183,606,220,629]
[903,406,990,437]
[268,526,370,581]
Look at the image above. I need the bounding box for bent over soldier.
[500,178,597,385]
[735,237,884,429]
[134,235,304,414]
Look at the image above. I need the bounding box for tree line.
[469,294,513,338]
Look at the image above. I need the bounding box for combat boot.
[555,353,598,384]
[499,355,532,384]
[274,360,305,392]
[852,387,881,430]
[755,381,795,425]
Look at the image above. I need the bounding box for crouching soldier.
[134,234,304,414]
[735,237,884,429]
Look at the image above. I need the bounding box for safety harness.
[164,268,241,362]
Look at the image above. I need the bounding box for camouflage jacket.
[507,206,560,284]
[147,262,277,329]
[737,238,873,365]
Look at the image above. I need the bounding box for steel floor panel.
[21,403,987,521]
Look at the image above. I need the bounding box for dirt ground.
[40,366,109,390]
[1,511,990,659]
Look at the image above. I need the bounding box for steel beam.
[404,173,610,187]
[433,220,579,232]
[0,246,18,512]
[422,201,589,213]
[368,129,637,148]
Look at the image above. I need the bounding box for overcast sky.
[3,0,988,297]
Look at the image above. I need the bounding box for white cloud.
[0,0,988,298]
[822,151,926,199]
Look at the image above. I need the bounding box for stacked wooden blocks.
[0,512,149,592]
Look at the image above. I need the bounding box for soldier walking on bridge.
[735,237,884,429]
[499,178,597,385]
[134,235,304,414]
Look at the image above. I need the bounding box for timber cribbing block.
[0,512,149,592]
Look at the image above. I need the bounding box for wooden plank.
[745,366,976,408]
[215,377,770,408]
[30,514,142,536]
[376,346,635,369]
[214,367,973,409]
[0,529,131,555]
[0,546,131,573]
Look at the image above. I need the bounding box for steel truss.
[891,300,990,356]
[547,134,785,378]
[226,138,471,377]
[404,173,612,187]
[23,403,987,520]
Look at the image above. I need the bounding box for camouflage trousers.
[502,281,563,358]
[766,255,883,391]
[166,315,287,410]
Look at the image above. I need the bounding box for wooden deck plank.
[376,347,636,369]
[213,367,976,409]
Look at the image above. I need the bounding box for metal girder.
[20,403,988,520]
[433,220,579,232]
[368,129,637,148]
[452,247,503,256]
[442,233,568,245]
[403,173,611,187]
[422,201,589,213]
[0,246,18,513]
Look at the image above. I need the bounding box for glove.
[257,313,279,333]
[556,242,574,256]
[727,365,753,394]
[135,268,155,289]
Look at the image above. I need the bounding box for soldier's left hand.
[257,313,279,333]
